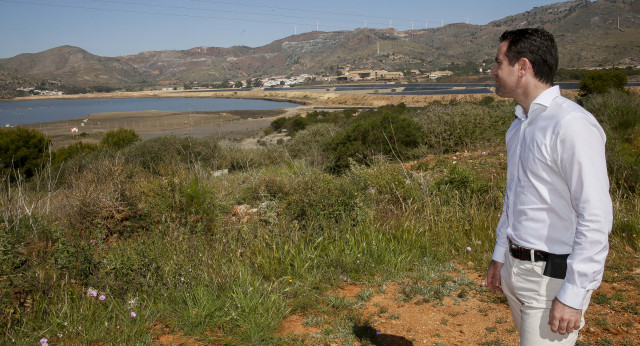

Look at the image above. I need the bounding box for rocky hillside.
[0,0,638,89]
[0,46,148,88]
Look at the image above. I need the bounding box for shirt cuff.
[492,244,507,263]
[556,281,589,309]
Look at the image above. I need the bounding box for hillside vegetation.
[1,89,638,344]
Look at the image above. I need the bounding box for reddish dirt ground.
[279,263,640,345]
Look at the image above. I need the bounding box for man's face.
[491,41,519,98]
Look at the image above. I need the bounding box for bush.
[122,135,223,175]
[0,127,51,179]
[579,70,627,96]
[326,105,424,173]
[53,141,99,167]
[286,123,341,168]
[581,90,640,193]
[100,128,140,150]
[412,100,514,155]
[268,109,356,136]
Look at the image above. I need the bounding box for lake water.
[0,98,299,126]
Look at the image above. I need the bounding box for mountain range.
[1,0,638,93]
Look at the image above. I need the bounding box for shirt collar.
[514,85,560,121]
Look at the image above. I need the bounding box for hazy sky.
[0,0,570,58]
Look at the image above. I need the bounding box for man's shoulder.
[548,96,596,123]
[548,97,606,141]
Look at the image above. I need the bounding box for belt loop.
[530,249,536,263]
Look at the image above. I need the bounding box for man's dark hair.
[499,28,558,85]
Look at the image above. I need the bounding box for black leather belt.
[509,239,549,262]
[508,239,570,279]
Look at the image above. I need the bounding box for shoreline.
[22,107,310,150]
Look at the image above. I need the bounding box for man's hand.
[486,260,504,293]
[549,298,582,334]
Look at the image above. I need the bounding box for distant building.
[428,70,454,79]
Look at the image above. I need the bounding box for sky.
[0,0,570,58]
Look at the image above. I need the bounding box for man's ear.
[517,58,531,78]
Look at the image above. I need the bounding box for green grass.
[1,91,638,344]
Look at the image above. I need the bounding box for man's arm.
[554,114,612,309]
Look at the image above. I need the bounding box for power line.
[187,0,407,22]
[0,0,348,30]
[89,0,391,27]
[1,0,453,31]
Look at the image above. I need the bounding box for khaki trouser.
[501,249,592,345]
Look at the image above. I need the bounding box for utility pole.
[618,16,625,32]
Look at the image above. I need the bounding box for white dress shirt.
[492,86,613,309]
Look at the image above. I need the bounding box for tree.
[253,78,263,87]
[579,70,627,96]
[245,79,253,88]
[100,128,140,150]
[234,81,243,88]
[0,127,51,179]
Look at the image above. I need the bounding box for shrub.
[267,109,356,136]
[412,101,513,154]
[53,141,99,167]
[581,90,640,193]
[0,127,51,179]
[122,135,223,175]
[326,105,425,173]
[579,70,627,96]
[286,123,341,168]
[100,128,140,150]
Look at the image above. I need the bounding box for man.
[486,28,613,345]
